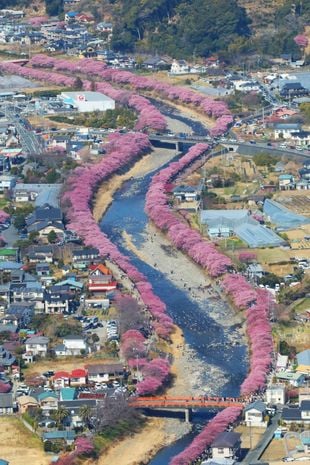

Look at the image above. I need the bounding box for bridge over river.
[129,396,245,422]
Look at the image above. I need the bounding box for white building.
[265,384,286,405]
[60,91,115,112]
[0,175,16,191]
[170,59,190,75]
[274,123,301,139]
[61,335,87,356]
[244,401,268,427]
[25,336,49,357]
[211,432,241,460]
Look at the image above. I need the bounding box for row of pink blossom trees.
[0,60,166,132]
[62,132,174,398]
[143,142,273,464]
[28,54,233,136]
[169,407,242,465]
[145,144,232,277]
[222,275,273,396]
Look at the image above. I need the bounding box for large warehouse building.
[60,91,115,112]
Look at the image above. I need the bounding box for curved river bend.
[100,163,248,463]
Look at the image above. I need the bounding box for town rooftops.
[273,123,301,130]
[43,430,76,441]
[60,387,76,401]
[25,336,49,345]
[86,363,124,374]
[0,393,13,408]
[211,431,241,448]
[244,400,266,412]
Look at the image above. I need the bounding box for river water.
[99,167,248,463]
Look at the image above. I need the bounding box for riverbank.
[91,146,246,464]
[93,147,178,223]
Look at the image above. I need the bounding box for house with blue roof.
[279,173,295,190]
[43,430,76,445]
[65,11,79,21]
[60,387,76,401]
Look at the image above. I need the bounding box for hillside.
[2,0,309,59]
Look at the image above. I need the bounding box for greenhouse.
[263,199,310,230]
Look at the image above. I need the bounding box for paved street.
[242,412,282,464]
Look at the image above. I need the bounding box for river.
[99,165,248,463]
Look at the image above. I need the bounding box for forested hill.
[1,0,309,59]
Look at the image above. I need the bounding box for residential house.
[55,335,87,357]
[10,282,44,312]
[43,430,76,446]
[59,399,96,427]
[296,179,310,190]
[0,393,13,414]
[25,336,49,358]
[17,395,39,414]
[0,175,15,191]
[173,185,201,202]
[290,131,310,147]
[65,11,79,22]
[37,391,58,412]
[276,371,305,387]
[280,82,309,98]
[142,56,170,70]
[244,401,267,427]
[26,204,64,239]
[211,432,241,460]
[279,174,295,190]
[88,264,117,293]
[53,371,70,389]
[273,123,301,139]
[296,349,310,374]
[170,59,190,75]
[265,384,286,405]
[35,263,50,277]
[72,247,100,269]
[96,21,113,33]
[44,290,71,314]
[0,346,16,368]
[69,368,87,386]
[282,400,310,424]
[246,264,264,280]
[6,303,34,328]
[0,248,18,262]
[27,246,54,264]
[299,388,310,406]
[86,363,124,383]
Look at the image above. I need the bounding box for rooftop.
[61,91,115,103]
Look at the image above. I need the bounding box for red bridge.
[129,396,245,409]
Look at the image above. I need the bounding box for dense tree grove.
[111,0,250,57]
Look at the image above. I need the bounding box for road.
[4,106,44,155]
[242,411,281,464]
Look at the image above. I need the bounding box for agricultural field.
[0,417,49,465]
[274,191,310,217]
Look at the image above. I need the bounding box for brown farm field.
[0,417,49,465]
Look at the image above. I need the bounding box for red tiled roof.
[70,368,87,378]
